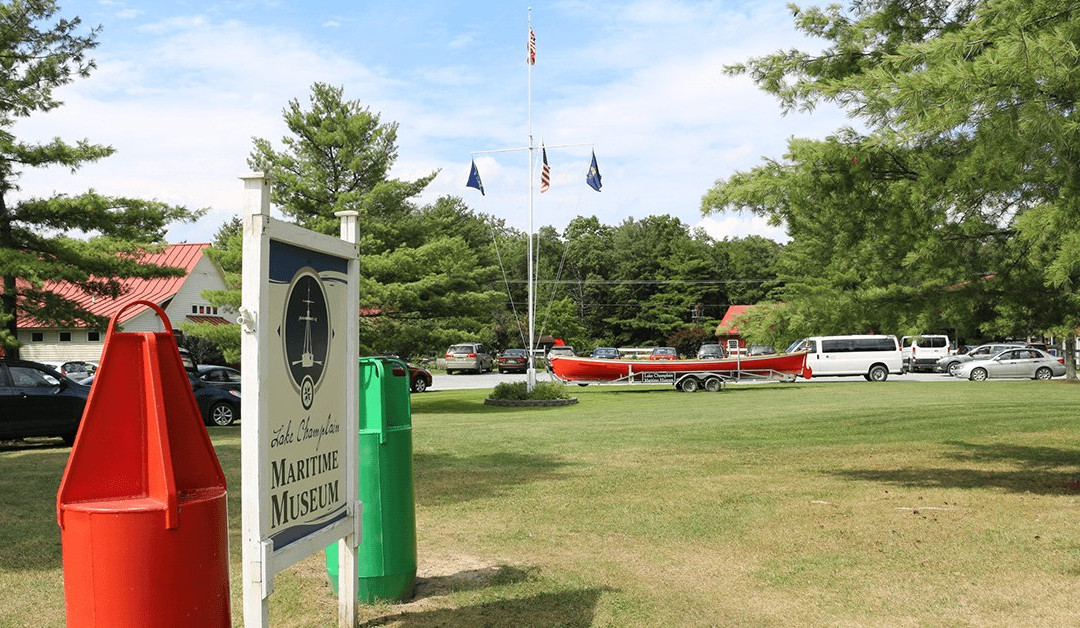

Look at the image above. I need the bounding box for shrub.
[489,381,570,401]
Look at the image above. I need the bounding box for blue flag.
[466,159,484,195]
[586,151,602,192]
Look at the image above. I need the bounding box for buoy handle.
[108,300,173,336]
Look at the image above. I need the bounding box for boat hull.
[549,352,811,382]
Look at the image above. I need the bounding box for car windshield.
[786,339,807,353]
[502,349,526,357]
[449,345,474,353]
[654,347,675,355]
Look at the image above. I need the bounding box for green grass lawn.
[3,380,1080,626]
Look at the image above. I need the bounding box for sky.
[15,0,848,245]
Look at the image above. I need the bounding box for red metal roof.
[716,305,754,336]
[21,243,210,328]
[186,315,232,325]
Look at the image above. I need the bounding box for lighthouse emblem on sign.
[283,269,329,409]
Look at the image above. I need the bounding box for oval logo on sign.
[282,269,330,409]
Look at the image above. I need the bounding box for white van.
[786,335,903,381]
[900,334,952,372]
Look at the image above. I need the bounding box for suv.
[901,335,952,373]
[444,343,494,374]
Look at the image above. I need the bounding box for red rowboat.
[549,352,812,382]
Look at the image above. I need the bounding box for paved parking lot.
[427,369,961,391]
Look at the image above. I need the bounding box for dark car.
[188,374,241,426]
[376,357,433,393]
[196,364,241,392]
[0,360,89,444]
[82,371,240,427]
[590,347,620,359]
[497,349,529,373]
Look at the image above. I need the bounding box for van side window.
[822,339,851,353]
[853,338,896,352]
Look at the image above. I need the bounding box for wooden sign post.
[239,173,360,627]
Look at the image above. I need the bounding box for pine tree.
[0,1,199,358]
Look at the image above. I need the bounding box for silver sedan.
[955,348,1065,381]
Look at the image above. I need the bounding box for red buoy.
[57,301,230,626]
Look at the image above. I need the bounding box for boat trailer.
[554,364,799,393]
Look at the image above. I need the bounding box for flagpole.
[526,6,537,392]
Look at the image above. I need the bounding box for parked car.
[546,346,576,370]
[444,342,494,374]
[188,374,241,426]
[81,371,240,427]
[901,334,953,372]
[497,349,529,373]
[376,358,433,393]
[696,344,726,359]
[0,360,88,444]
[936,342,1024,376]
[38,360,96,383]
[955,348,1065,381]
[196,364,242,392]
[649,347,678,360]
[590,347,620,359]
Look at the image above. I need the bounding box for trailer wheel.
[679,377,700,393]
[704,376,723,392]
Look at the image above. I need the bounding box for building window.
[31,332,43,342]
[88,331,100,342]
[59,332,72,342]
[191,305,199,314]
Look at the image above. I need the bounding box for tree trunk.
[1065,332,1077,381]
[0,194,15,361]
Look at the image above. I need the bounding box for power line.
[500,278,777,285]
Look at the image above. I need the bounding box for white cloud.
[11,2,842,245]
[696,215,788,242]
[448,33,475,49]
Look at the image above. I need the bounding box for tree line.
[701,0,1080,377]
[4,1,1078,379]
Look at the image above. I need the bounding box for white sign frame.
[239,174,360,627]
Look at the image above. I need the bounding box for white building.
[17,243,235,362]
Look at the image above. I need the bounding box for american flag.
[540,144,550,193]
[528,28,536,65]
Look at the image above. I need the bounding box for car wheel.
[1035,367,1053,381]
[209,401,236,426]
[970,367,988,382]
[679,377,700,393]
[412,377,428,393]
[947,361,961,376]
[868,365,888,382]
